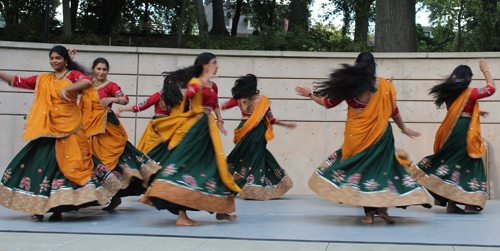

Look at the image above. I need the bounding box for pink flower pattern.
[451,171,460,183]
[363,179,379,190]
[347,174,361,184]
[468,178,479,190]
[163,165,177,176]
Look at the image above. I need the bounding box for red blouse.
[185,81,219,110]
[11,70,92,90]
[452,86,496,113]
[94,81,129,108]
[133,92,171,117]
[324,97,400,116]
[221,97,277,124]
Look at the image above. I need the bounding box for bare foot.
[446,201,465,214]
[361,212,374,224]
[30,214,44,220]
[103,196,122,211]
[176,211,201,226]
[216,213,239,221]
[464,205,480,214]
[377,208,395,224]
[49,212,62,221]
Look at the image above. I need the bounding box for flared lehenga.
[407,117,487,209]
[227,120,293,200]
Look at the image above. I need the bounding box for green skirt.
[0,137,121,215]
[407,117,487,209]
[227,120,293,200]
[309,124,432,208]
[141,114,235,214]
[142,116,174,173]
[104,113,161,197]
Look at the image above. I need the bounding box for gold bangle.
[401,127,407,133]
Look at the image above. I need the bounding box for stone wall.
[1,41,499,197]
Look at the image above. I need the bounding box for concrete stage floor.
[1,195,499,250]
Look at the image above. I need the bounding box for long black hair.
[313,52,376,99]
[232,74,260,99]
[160,70,184,108]
[429,65,472,108]
[49,45,87,74]
[176,52,216,88]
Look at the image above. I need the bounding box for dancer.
[295,52,431,224]
[221,74,295,200]
[0,45,120,221]
[140,52,241,226]
[117,71,184,161]
[406,59,495,214]
[79,57,161,210]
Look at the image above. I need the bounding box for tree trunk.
[354,0,373,43]
[231,0,243,36]
[62,0,72,38]
[194,0,210,48]
[457,0,464,52]
[288,0,302,31]
[70,0,78,32]
[177,0,187,48]
[209,0,229,35]
[375,0,417,52]
[341,1,351,37]
[97,0,127,34]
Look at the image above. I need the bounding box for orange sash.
[233,96,274,145]
[342,78,397,161]
[433,88,484,158]
[151,78,241,192]
[24,73,93,185]
[79,86,128,170]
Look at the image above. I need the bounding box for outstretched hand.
[295,86,312,97]
[68,47,77,61]
[479,58,489,73]
[60,89,71,103]
[402,127,420,139]
[479,110,489,118]
[217,121,228,136]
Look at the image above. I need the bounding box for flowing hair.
[49,45,87,74]
[160,70,184,108]
[313,52,376,99]
[429,65,472,108]
[231,74,260,99]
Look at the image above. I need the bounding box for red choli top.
[450,85,496,113]
[185,81,220,110]
[133,92,171,117]
[221,97,277,124]
[324,97,400,116]
[94,81,129,108]
[11,70,92,90]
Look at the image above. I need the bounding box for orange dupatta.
[79,86,128,170]
[24,73,93,185]
[151,78,241,192]
[341,78,397,161]
[433,88,484,158]
[233,95,274,145]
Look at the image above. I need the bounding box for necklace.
[200,79,213,92]
[54,70,69,80]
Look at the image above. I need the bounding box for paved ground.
[1,195,499,251]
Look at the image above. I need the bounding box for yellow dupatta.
[433,88,484,158]
[24,73,93,185]
[233,95,274,145]
[151,78,241,192]
[341,78,397,161]
[79,84,128,170]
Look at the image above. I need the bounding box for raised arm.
[480,58,495,89]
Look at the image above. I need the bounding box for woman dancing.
[117,70,184,163]
[221,74,295,200]
[79,57,161,210]
[406,59,495,214]
[0,45,120,221]
[140,52,241,226]
[295,52,431,224]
